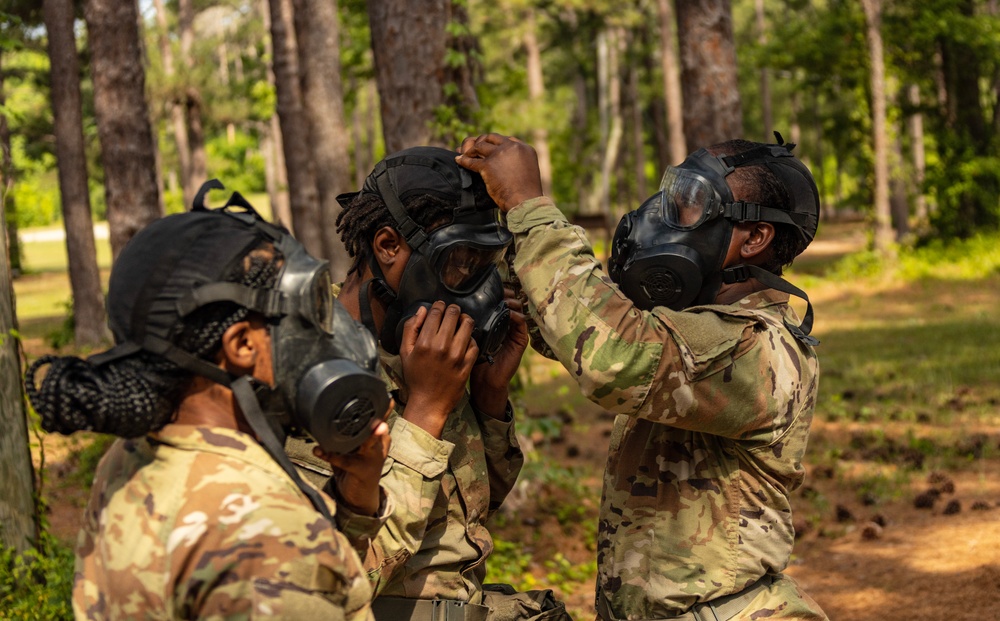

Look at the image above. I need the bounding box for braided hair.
[25,245,283,438]
[336,184,495,277]
[708,139,801,276]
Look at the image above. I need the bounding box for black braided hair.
[24,245,283,438]
[336,184,495,277]
[708,139,800,275]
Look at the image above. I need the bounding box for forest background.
[1,0,999,619]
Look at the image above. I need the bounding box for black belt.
[597,574,774,621]
[372,596,491,621]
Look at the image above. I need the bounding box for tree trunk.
[589,27,623,224]
[43,0,107,348]
[890,129,909,240]
[0,206,36,554]
[259,0,291,228]
[756,0,772,141]
[368,0,475,153]
[861,0,893,254]
[84,0,162,259]
[657,0,686,163]
[0,52,20,277]
[153,0,193,208]
[292,0,351,279]
[524,8,553,197]
[178,0,207,205]
[628,63,647,201]
[675,0,742,148]
[907,84,928,223]
[268,0,323,257]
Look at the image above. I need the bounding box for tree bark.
[0,203,36,554]
[0,52,20,277]
[675,0,742,148]
[259,0,291,228]
[268,0,323,256]
[907,84,928,223]
[368,0,476,153]
[84,0,162,259]
[657,0,686,163]
[861,0,893,254]
[628,63,647,201]
[153,0,193,208]
[292,0,351,279]
[178,0,207,206]
[756,0,772,141]
[523,8,553,197]
[43,0,107,348]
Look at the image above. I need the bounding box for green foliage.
[45,301,75,351]
[0,531,74,621]
[206,130,267,196]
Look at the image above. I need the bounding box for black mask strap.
[722,265,819,347]
[231,376,334,522]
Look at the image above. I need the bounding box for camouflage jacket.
[506,198,826,619]
[287,285,525,603]
[74,424,379,621]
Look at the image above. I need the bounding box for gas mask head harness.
[88,180,389,521]
[340,146,513,363]
[609,134,820,346]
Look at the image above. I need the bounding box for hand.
[398,301,479,438]
[314,410,391,517]
[455,134,544,212]
[470,288,529,419]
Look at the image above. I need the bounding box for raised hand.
[314,412,391,517]
[455,133,544,213]
[398,301,479,438]
[469,288,529,419]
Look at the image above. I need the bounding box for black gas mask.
[89,181,390,522]
[345,147,513,363]
[609,136,820,345]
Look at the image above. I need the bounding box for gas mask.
[609,137,820,345]
[174,188,390,456]
[346,147,513,363]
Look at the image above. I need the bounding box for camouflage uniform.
[287,285,525,604]
[74,424,383,621]
[505,197,828,620]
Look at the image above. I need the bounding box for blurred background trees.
[1,0,1000,342]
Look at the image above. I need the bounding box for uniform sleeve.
[360,415,455,595]
[472,401,524,516]
[506,197,774,438]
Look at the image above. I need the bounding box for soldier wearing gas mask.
[458,134,829,621]
[26,190,392,620]
[285,147,570,621]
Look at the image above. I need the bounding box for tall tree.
[675,0,742,148]
[0,51,20,277]
[657,0,686,163]
[755,0,772,141]
[43,0,107,348]
[178,0,207,206]
[259,0,292,229]
[0,212,35,554]
[83,0,161,258]
[292,0,351,278]
[368,0,478,153]
[152,0,194,208]
[861,0,892,254]
[907,84,928,223]
[267,0,323,257]
[523,7,553,196]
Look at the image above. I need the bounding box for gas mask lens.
[658,167,724,230]
[310,267,335,334]
[438,244,506,293]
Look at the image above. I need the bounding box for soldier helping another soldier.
[285,146,571,621]
[26,193,394,620]
[457,133,830,621]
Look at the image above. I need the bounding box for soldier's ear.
[739,222,775,261]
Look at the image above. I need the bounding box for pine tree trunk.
[0,207,36,554]
[292,0,351,279]
[907,84,928,222]
[675,0,742,148]
[756,0,772,141]
[861,0,893,254]
[657,0,686,163]
[259,0,291,228]
[153,0,193,208]
[368,0,457,153]
[178,0,207,204]
[84,0,162,259]
[0,53,20,277]
[524,8,553,197]
[628,64,647,201]
[43,0,108,348]
[267,0,323,257]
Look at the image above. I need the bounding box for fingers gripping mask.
[351,147,513,363]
